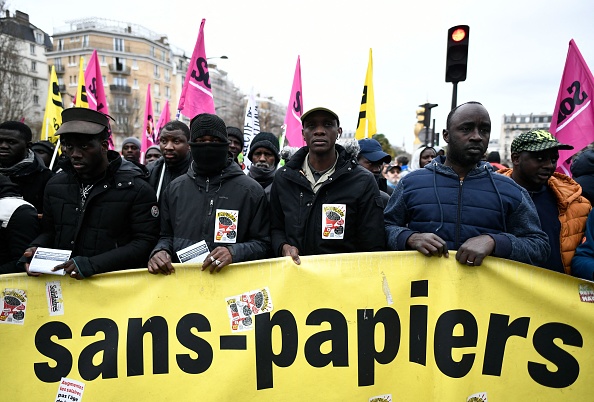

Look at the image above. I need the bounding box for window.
[100,55,106,66]
[161,50,165,61]
[115,97,127,111]
[154,83,160,97]
[68,56,77,66]
[35,32,43,44]
[30,44,35,55]
[153,65,160,78]
[57,39,64,51]
[164,69,170,81]
[82,35,89,47]
[155,101,161,113]
[165,86,170,98]
[58,77,64,86]
[524,117,530,123]
[132,59,138,70]
[114,38,124,52]
[133,79,139,89]
[102,75,107,86]
[31,61,37,72]
[115,57,126,71]
[151,46,155,57]
[515,117,521,123]
[33,95,39,105]
[114,77,127,87]
[133,98,140,109]
[32,78,38,88]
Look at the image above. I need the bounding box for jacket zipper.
[456,180,463,248]
[298,191,303,225]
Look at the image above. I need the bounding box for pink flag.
[550,39,594,175]
[155,99,171,143]
[84,50,109,115]
[284,56,305,147]
[177,19,215,119]
[142,84,156,158]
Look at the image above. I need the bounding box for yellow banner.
[1,252,593,401]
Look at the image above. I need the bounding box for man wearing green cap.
[500,129,590,274]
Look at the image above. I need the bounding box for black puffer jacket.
[29,151,159,277]
[269,145,385,256]
[153,158,271,263]
[6,152,53,213]
[147,154,192,202]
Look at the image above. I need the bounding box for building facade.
[498,113,552,163]
[0,10,52,132]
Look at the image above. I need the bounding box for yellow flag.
[355,48,376,139]
[40,65,63,145]
[75,56,89,108]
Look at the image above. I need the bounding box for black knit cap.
[248,132,280,164]
[189,113,228,143]
[227,127,244,147]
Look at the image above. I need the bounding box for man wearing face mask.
[247,132,279,200]
[147,113,271,275]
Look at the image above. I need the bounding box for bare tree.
[0,4,34,123]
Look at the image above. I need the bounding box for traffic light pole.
[451,82,458,110]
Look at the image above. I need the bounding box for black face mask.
[189,142,229,176]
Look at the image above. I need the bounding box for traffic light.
[445,25,469,83]
[414,106,425,135]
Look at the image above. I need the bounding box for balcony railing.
[54,65,65,73]
[109,85,132,94]
[108,65,131,75]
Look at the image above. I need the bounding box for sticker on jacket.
[322,204,346,240]
[214,209,239,244]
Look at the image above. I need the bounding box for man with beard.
[247,132,279,199]
[499,130,590,274]
[147,120,192,201]
[21,108,159,279]
[385,101,549,267]
[0,121,53,213]
[147,113,271,275]
[270,107,385,265]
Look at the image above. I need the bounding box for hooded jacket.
[269,145,385,257]
[153,159,271,263]
[499,168,590,274]
[0,176,39,273]
[385,157,550,266]
[27,151,159,277]
[2,151,53,213]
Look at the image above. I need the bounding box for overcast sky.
[9,0,594,152]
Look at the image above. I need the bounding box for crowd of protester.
[2,101,594,281]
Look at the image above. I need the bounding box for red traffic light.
[451,28,467,42]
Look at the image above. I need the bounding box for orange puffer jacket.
[499,168,591,274]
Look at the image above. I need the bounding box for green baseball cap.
[510,129,573,153]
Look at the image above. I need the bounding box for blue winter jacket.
[384,158,550,266]
[571,210,594,280]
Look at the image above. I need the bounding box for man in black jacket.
[148,113,271,275]
[270,107,385,264]
[147,120,191,202]
[0,121,53,213]
[22,108,159,279]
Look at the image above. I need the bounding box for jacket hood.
[0,175,21,198]
[571,149,594,178]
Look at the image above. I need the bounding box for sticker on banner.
[214,209,238,243]
[369,394,392,402]
[322,204,346,239]
[226,287,273,332]
[467,392,487,402]
[55,377,85,402]
[0,288,27,325]
[46,281,65,316]
[579,283,594,303]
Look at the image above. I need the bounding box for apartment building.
[0,10,52,130]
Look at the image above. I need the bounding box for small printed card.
[176,240,210,264]
[214,209,239,244]
[29,247,72,275]
[0,288,27,325]
[322,204,346,240]
[225,287,273,332]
